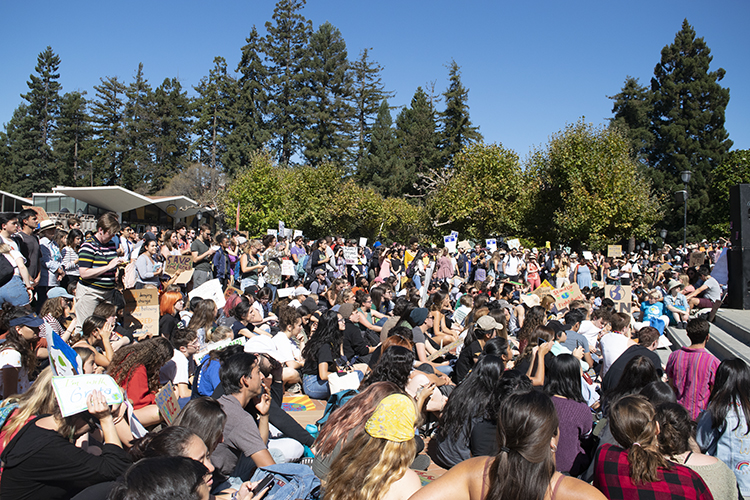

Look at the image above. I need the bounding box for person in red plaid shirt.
[594,395,713,500]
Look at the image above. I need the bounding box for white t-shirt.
[578,320,602,351]
[599,332,634,377]
[159,349,189,386]
[702,276,722,302]
[272,332,298,364]
[0,348,30,396]
[504,256,522,276]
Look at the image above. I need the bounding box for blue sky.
[1,0,748,160]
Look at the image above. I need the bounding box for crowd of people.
[0,208,744,500]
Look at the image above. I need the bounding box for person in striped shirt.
[74,212,125,329]
[665,318,720,420]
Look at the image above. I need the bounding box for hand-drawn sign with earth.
[608,286,624,301]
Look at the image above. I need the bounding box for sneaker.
[286,383,302,395]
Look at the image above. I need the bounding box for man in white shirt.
[503,250,523,282]
[159,328,199,399]
[685,266,722,313]
[599,312,636,377]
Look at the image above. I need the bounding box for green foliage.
[302,22,354,168]
[121,63,154,192]
[396,87,441,196]
[90,76,126,186]
[150,77,192,192]
[608,76,653,163]
[708,150,750,234]
[54,91,94,187]
[526,119,662,250]
[648,19,732,241]
[351,49,393,170]
[358,99,407,197]
[192,57,235,173]
[427,143,524,238]
[441,60,482,166]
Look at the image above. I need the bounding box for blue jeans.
[0,275,30,307]
[303,375,331,400]
[413,274,422,290]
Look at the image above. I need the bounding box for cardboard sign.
[194,337,247,365]
[174,269,194,285]
[427,339,462,362]
[164,255,192,275]
[689,251,706,267]
[486,239,497,253]
[532,280,555,299]
[281,259,296,276]
[551,283,584,311]
[52,375,125,418]
[342,246,358,265]
[444,235,457,254]
[458,240,472,251]
[123,289,160,338]
[582,251,593,261]
[607,245,622,258]
[507,238,520,250]
[155,381,180,425]
[189,278,227,309]
[359,237,367,248]
[659,263,672,272]
[605,284,632,315]
[46,330,82,376]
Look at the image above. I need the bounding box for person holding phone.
[135,233,163,289]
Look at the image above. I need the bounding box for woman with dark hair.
[426,290,459,344]
[174,397,227,455]
[514,325,554,387]
[413,390,604,500]
[72,315,115,369]
[515,305,547,355]
[134,234,164,289]
[602,355,659,416]
[545,354,593,476]
[434,355,512,469]
[638,381,677,407]
[188,298,217,347]
[109,336,173,427]
[61,228,83,289]
[0,305,40,398]
[360,343,414,391]
[107,456,211,500]
[0,214,33,307]
[594,395,712,500]
[696,358,750,497]
[301,309,346,400]
[231,297,272,339]
[656,403,737,500]
[370,285,392,316]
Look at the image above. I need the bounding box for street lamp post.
[680,171,691,248]
[660,229,667,247]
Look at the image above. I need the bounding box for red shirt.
[119,364,155,410]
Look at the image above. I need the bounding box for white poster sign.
[189,278,227,309]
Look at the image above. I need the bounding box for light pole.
[680,170,691,248]
[660,229,667,247]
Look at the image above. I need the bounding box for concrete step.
[664,321,750,366]
[714,309,750,347]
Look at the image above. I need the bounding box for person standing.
[12,209,41,292]
[36,220,64,311]
[75,213,124,329]
[190,224,217,289]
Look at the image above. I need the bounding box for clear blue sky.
[1,0,748,160]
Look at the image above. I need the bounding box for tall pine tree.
[440,60,482,166]
[359,99,407,197]
[192,57,235,173]
[225,26,271,178]
[54,91,93,187]
[264,0,312,165]
[648,19,732,240]
[608,76,653,163]
[90,76,126,186]
[14,46,62,196]
[150,78,192,192]
[121,63,153,191]
[396,87,441,197]
[351,48,393,172]
[303,21,354,168]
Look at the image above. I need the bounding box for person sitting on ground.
[684,266,722,315]
[594,395,712,500]
[325,393,423,500]
[453,315,503,384]
[666,317,720,420]
[272,306,305,389]
[72,315,115,369]
[300,310,348,400]
[599,312,636,378]
[107,456,219,500]
[412,390,605,500]
[159,327,200,399]
[601,326,663,395]
[0,306,42,398]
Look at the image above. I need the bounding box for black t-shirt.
[310,249,326,273]
[343,320,370,360]
[302,344,335,376]
[601,344,664,394]
[454,340,484,384]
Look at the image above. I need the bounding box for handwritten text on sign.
[52,375,124,417]
[550,283,585,311]
[155,381,181,425]
[123,289,160,338]
[164,255,193,275]
[605,285,632,315]
[342,247,358,265]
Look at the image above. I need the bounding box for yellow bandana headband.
[365,394,416,442]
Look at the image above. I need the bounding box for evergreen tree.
[395,87,441,197]
[303,21,354,168]
[54,91,93,187]
[121,63,153,191]
[359,99,406,197]
[440,60,482,166]
[648,19,732,240]
[608,76,653,163]
[1,105,32,193]
[350,48,393,170]
[150,78,192,193]
[14,46,62,196]
[90,76,127,186]
[264,0,312,164]
[192,57,235,173]
[225,26,271,178]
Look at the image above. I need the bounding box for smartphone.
[537,337,546,346]
[252,474,275,496]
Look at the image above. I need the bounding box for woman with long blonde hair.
[325,393,421,500]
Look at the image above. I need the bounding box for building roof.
[50,186,212,218]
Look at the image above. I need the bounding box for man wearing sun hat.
[36,219,64,312]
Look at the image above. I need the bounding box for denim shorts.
[0,275,30,307]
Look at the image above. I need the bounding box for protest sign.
[550,283,584,311]
[189,279,226,309]
[284,228,293,238]
[359,237,367,247]
[659,263,672,272]
[155,381,180,425]
[194,337,247,365]
[444,235,457,254]
[266,229,277,236]
[545,241,551,249]
[276,287,295,298]
[531,280,555,299]
[342,246,358,265]
[507,238,520,250]
[294,230,303,239]
[420,263,434,307]
[605,284,632,314]
[458,240,472,251]
[174,269,194,285]
[281,259,296,276]
[164,255,192,275]
[278,220,285,236]
[52,375,124,418]
[582,251,593,261]
[450,230,458,238]
[689,251,706,267]
[607,245,622,258]
[486,239,497,253]
[47,330,81,376]
[427,339,462,362]
[123,289,160,338]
